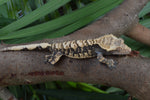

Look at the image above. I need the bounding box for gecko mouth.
[112,50,131,55]
[111,45,131,55]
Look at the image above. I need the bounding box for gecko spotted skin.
[0,34,131,69]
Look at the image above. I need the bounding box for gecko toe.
[106,59,116,69]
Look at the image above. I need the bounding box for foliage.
[0,0,150,100]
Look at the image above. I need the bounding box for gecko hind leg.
[45,51,63,65]
[96,52,116,69]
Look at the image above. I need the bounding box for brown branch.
[127,23,150,46]
[0,52,150,100]
[0,0,149,100]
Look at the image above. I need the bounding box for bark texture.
[0,0,150,100]
[127,23,150,46]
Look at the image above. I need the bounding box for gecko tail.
[0,43,51,51]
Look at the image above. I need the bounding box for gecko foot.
[45,55,56,65]
[106,59,116,69]
[45,52,63,65]
[96,52,116,69]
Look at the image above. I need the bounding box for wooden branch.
[0,0,149,100]
[127,23,150,46]
[0,51,150,100]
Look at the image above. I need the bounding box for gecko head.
[109,38,131,55]
[96,34,131,55]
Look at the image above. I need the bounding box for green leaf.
[0,4,8,18]
[139,2,150,18]
[46,0,123,38]
[0,0,71,34]
[2,0,123,41]
[106,87,124,94]
[140,18,150,28]
[36,89,137,100]
[45,82,57,89]
[0,17,15,28]
[8,86,24,98]
[0,0,101,39]
[67,81,78,88]
[0,0,9,6]
[78,83,108,94]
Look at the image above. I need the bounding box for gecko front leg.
[96,52,116,69]
[45,51,63,65]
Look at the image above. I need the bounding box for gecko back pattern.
[1,34,131,69]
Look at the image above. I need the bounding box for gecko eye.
[116,47,122,51]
